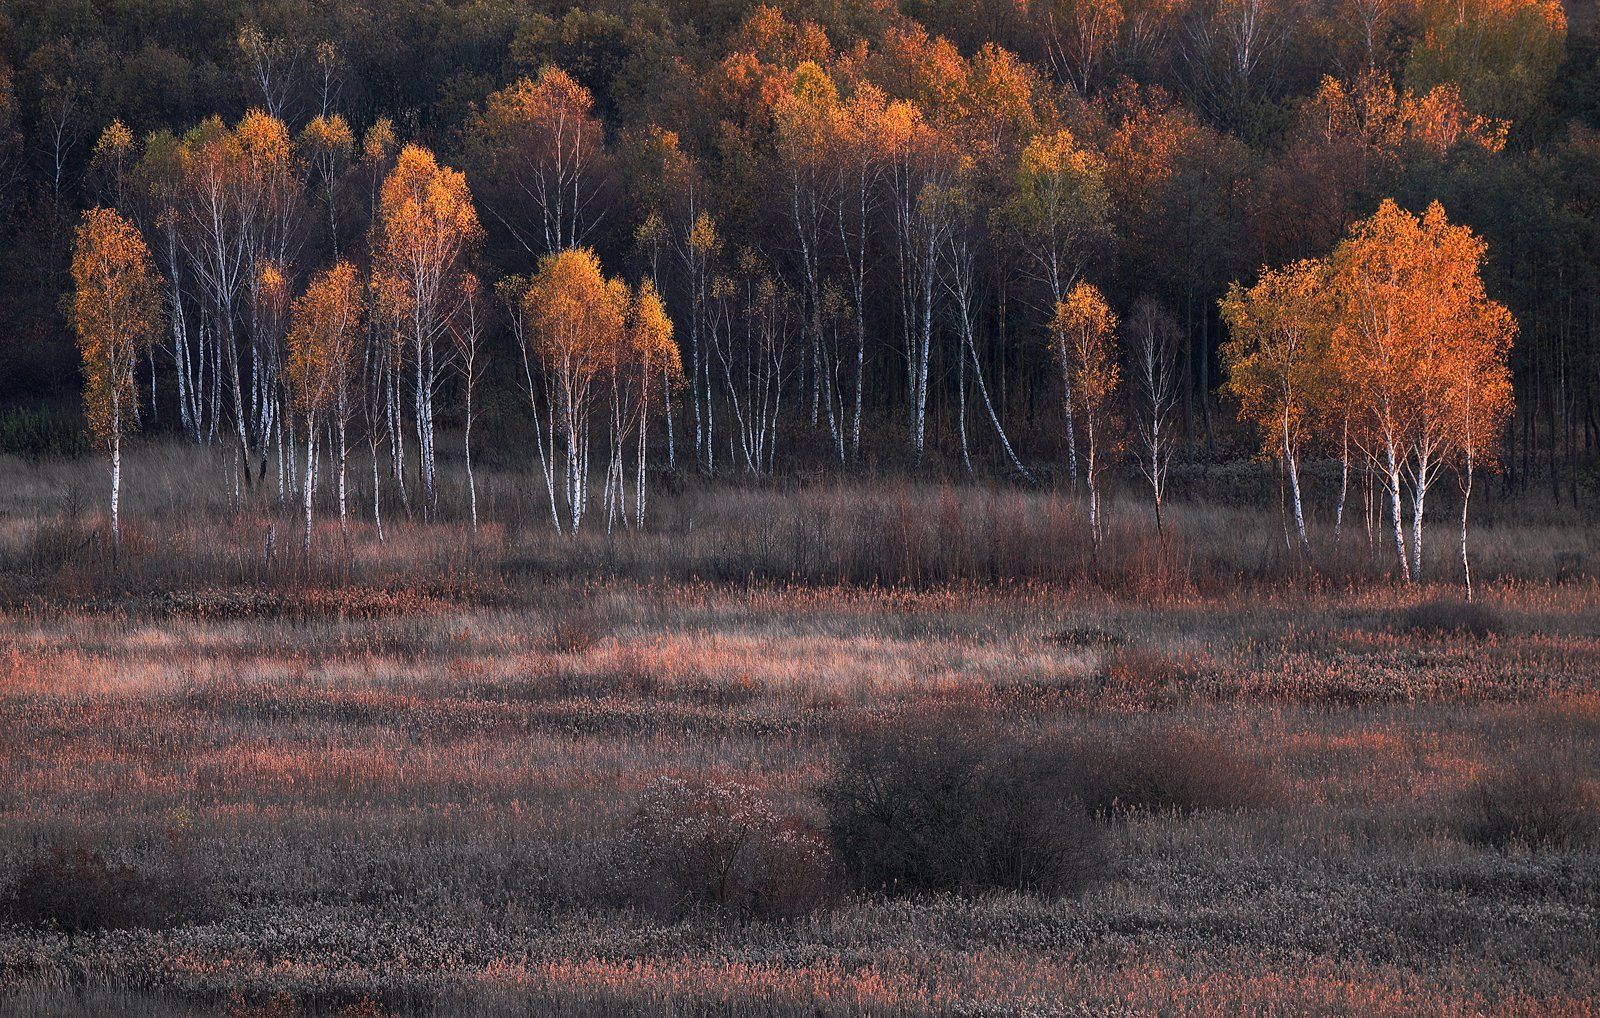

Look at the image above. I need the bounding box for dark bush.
[548,616,600,654]
[1068,726,1275,815]
[627,776,834,921]
[1,843,197,934]
[1462,763,1599,850]
[1390,598,1506,638]
[820,724,1107,898]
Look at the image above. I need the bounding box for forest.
[0,0,1596,553]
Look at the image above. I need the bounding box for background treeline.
[2,0,1599,505]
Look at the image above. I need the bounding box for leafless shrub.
[1094,645,1209,706]
[820,723,1108,898]
[1461,762,1599,851]
[626,776,834,921]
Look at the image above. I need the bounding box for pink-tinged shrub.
[627,776,834,921]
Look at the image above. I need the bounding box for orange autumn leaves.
[286,261,362,420]
[1051,282,1120,542]
[72,208,161,449]
[71,206,161,552]
[1222,199,1515,582]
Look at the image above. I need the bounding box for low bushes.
[1389,598,1507,638]
[820,724,1108,898]
[817,720,1276,900]
[0,407,91,460]
[1461,763,1599,850]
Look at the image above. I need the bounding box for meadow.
[0,444,1597,1016]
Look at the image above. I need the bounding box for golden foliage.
[1220,259,1332,460]
[1052,281,1120,412]
[71,208,161,444]
[372,145,483,328]
[286,261,364,417]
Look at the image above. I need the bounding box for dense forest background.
[2,0,1598,502]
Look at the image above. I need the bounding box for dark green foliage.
[0,407,91,459]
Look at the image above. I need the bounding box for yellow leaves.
[525,247,623,376]
[629,279,682,382]
[300,114,354,160]
[1301,72,1507,157]
[1020,128,1089,178]
[235,109,291,170]
[94,120,134,164]
[254,261,291,330]
[1012,128,1108,234]
[688,212,719,257]
[773,60,839,154]
[72,208,161,442]
[964,44,1041,141]
[287,261,363,416]
[1054,282,1114,338]
[477,67,601,156]
[373,145,483,317]
[1220,259,1332,457]
[1052,281,1120,409]
[1222,198,1517,468]
[524,248,682,389]
[363,118,397,167]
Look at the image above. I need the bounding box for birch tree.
[286,260,363,550]
[470,66,606,255]
[1220,258,1330,555]
[1128,298,1182,532]
[1052,282,1120,542]
[371,144,482,518]
[72,208,161,557]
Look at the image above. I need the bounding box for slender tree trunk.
[1334,417,1350,543]
[109,433,122,559]
[1384,443,1410,583]
[1411,473,1427,583]
[1283,410,1308,555]
[303,422,317,561]
[463,388,477,532]
[1460,456,1475,601]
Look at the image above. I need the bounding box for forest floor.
[0,445,1597,1016]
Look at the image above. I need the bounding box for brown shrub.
[626,776,834,921]
[820,723,1108,898]
[222,992,303,1018]
[1094,645,1208,706]
[1461,763,1599,850]
[1065,725,1276,815]
[0,843,199,935]
[1389,598,1507,638]
[548,616,601,655]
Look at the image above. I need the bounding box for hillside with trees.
[0,1,1593,528]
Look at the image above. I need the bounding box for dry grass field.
[1,445,1598,1016]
